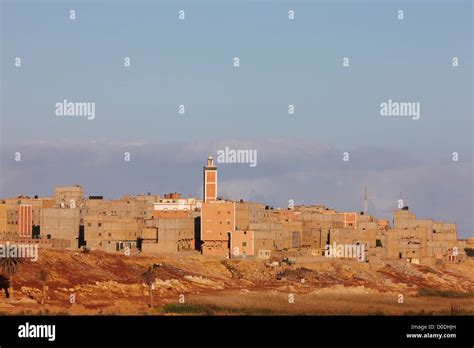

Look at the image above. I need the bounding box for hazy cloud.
[1,138,472,238]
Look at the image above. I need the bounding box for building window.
[243,242,247,247]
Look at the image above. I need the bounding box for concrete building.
[201,200,234,257]
[1,196,55,239]
[231,229,254,257]
[235,201,264,231]
[54,185,84,208]
[40,207,81,248]
[0,203,18,240]
[84,197,150,220]
[386,207,464,265]
[200,157,265,258]
[82,196,152,251]
[251,220,284,254]
[84,215,140,251]
[141,214,194,253]
[0,158,469,267]
[153,196,201,212]
[202,200,258,258]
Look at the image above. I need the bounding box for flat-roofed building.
[83,197,151,250]
[141,215,194,253]
[84,215,140,251]
[84,197,150,220]
[0,203,18,240]
[2,196,55,239]
[231,229,254,257]
[250,220,283,252]
[386,207,464,265]
[40,207,80,248]
[201,200,233,257]
[153,197,201,212]
[54,185,84,208]
[235,201,264,231]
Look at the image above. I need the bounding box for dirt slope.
[1,249,473,315]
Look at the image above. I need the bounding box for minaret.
[203,155,217,202]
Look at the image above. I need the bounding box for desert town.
[1,156,471,265]
[0,156,473,315]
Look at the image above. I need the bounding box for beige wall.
[235,201,264,231]
[84,215,140,248]
[54,185,84,208]
[0,203,18,240]
[142,217,194,253]
[40,207,80,247]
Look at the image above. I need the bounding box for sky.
[0,0,473,237]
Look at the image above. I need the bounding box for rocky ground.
[1,249,473,315]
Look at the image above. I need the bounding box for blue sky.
[1,0,473,237]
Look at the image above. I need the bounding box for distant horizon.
[1,185,467,235]
[1,142,471,238]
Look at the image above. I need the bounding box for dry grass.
[417,288,474,298]
[160,290,474,316]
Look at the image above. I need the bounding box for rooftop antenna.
[364,185,368,215]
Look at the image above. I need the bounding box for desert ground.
[1,249,473,315]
